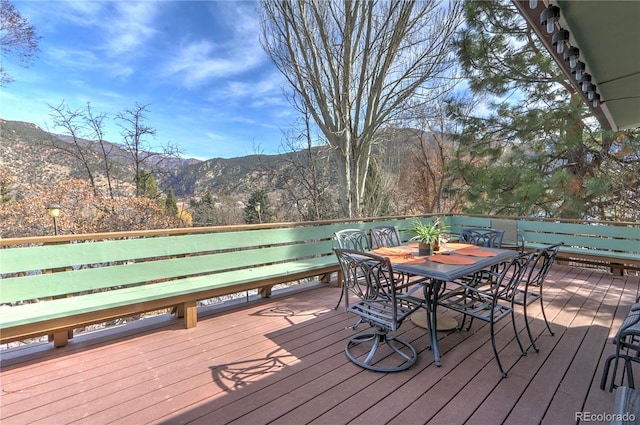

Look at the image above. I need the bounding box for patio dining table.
[371,244,518,367]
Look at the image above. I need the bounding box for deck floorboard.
[1,265,638,424]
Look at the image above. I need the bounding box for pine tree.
[192,191,219,226]
[164,189,178,218]
[447,0,639,220]
[244,190,272,224]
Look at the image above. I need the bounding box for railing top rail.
[447,213,639,227]
[0,214,437,247]
[1,213,636,247]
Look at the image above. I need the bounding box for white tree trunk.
[260,0,462,218]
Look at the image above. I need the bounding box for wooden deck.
[1,264,639,425]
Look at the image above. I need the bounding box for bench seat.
[0,224,352,347]
[0,256,338,345]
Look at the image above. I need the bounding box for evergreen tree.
[447,0,639,220]
[192,191,220,226]
[244,190,272,224]
[164,189,178,218]
[137,170,158,199]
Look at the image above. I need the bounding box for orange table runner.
[373,247,414,256]
[454,248,497,257]
[445,243,479,250]
[427,255,476,265]
[372,247,426,265]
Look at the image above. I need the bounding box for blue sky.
[1,1,295,160]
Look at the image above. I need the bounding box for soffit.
[513,0,640,131]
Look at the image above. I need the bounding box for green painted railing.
[1,214,638,347]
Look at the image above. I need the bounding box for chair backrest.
[490,218,524,251]
[335,229,371,251]
[495,252,535,301]
[370,226,402,249]
[334,248,406,327]
[525,244,561,287]
[459,227,505,248]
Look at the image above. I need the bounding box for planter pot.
[418,242,433,256]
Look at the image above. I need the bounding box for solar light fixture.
[581,75,592,92]
[563,47,580,69]
[572,61,586,81]
[552,30,569,54]
[47,204,61,235]
[540,5,560,34]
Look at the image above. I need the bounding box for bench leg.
[611,263,624,277]
[176,301,198,328]
[50,331,69,347]
[320,272,336,283]
[259,286,272,298]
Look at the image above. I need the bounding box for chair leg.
[608,349,629,392]
[625,358,636,389]
[489,320,507,378]
[539,291,555,336]
[523,299,538,353]
[510,308,526,356]
[601,353,616,390]
[334,285,345,310]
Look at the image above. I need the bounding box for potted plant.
[409,217,447,256]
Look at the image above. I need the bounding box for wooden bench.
[519,221,640,276]
[0,225,344,347]
[447,216,640,276]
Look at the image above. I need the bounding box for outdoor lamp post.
[255,202,262,224]
[48,204,61,235]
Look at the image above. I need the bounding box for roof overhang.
[513,0,640,131]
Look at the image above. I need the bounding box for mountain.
[0,118,427,201]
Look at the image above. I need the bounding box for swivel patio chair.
[333,229,372,309]
[370,226,402,249]
[437,252,533,377]
[335,248,423,372]
[335,228,371,251]
[459,227,505,248]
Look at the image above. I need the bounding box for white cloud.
[165,37,266,89]
[106,2,159,56]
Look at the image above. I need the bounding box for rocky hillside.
[1,118,427,201]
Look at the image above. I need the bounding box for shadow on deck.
[1,264,639,424]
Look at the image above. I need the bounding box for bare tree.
[0,0,40,86]
[277,97,337,221]
[84,102,116,199]
[115,103,181,197]
[260,0,462,218]
[48,101,99,194]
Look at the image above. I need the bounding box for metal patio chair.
[473,243,561,353]
[437,252,533,377]
[335,248,423,372]
[490,218,525,252]
[369,226,402,249]
[369,224,429,288]
[516,244,561,352]
[459,227,505,248]
[601,298,640,392]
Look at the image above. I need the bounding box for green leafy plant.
[409,217,447,245]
